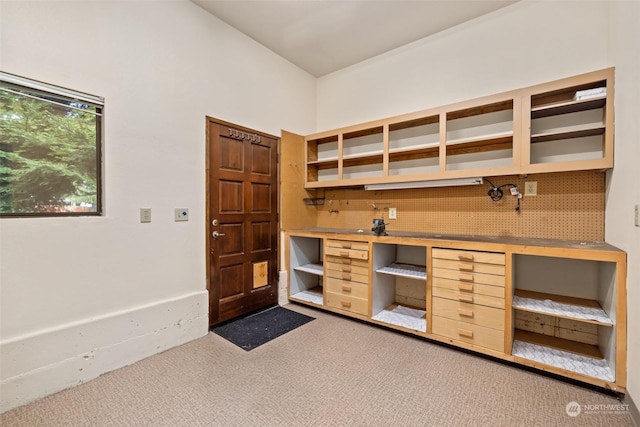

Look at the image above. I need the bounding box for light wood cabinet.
[431,248,506,352]
[304,68,614,189]
[285,230,627,393]
[323,239,371,317]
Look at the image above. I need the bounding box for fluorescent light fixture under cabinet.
[364,177,483,191]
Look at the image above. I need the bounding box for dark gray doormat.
[211,306,315,351]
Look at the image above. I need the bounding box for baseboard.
[627,392,640,427]
[278,270,288,306]
[0,291,208,413]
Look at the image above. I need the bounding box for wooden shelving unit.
[523,70,612,173]
[286,230,627,392]
[304,68,614,188]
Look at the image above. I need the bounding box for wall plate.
[175,208,189,222]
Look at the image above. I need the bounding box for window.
[0,72,103,216]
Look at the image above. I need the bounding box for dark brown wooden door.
[206,118,279,325]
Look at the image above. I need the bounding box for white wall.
[317,1,610,129]
[315,0,639,412]
[0,0,316,412]
[606,0,640,413]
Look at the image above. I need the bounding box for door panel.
[207,118,279,325]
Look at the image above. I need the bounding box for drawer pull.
[341,301,352,308]
[341,266,352,272]
[342,285,352,293]
[458,294,474,303]
[341,273,352,281]
[458,283,474,292]
[459,263,474,272]
[459,273,474,282]
[340,242,352,249]
[458,253,474,261]
[458,328,474,338]
[459,309,474,318]
[339,250,350,257]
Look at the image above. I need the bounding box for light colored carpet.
[1,304,633,426]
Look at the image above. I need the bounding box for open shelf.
[446,131,513,148]
[343,153,384,167]
[307,157,338,165]
[513,289,612,326]
[293,263,323,276]
[372,304,426,332]
[530,125,605,144]
[290,287,324,306]
[376,263,427,280]
[531,96,606,119]
[512,331,613,382]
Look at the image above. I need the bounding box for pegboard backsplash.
[312,171,605,241]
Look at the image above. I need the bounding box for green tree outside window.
[0,74,102,216]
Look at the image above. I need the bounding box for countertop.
[288,228,625,253]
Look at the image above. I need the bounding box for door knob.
[212,231,225,239]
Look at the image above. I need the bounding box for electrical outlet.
[524,181,537,196]
[635,205,639,227]
[175,208,189,222]
[140,208,151,223]
[388,208,397,219]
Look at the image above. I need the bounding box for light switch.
[175,208,189,222]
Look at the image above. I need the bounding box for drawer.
[326,268,368,284]
[325,277,368,299]
[432,297,504,330]
[432,248,505,265]
[326,257,369,277]
[325,246,368,260]
[325,292,368,316]
[326,239,369,251]
[431,267,505,287]
[432,277,504,299]
[327,255,369,274]
[431,258,505,276]
[432,315,504,352]
[432,286,504,309]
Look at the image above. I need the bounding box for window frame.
[0,72,104,218]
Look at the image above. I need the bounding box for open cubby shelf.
[512,289,612,326]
